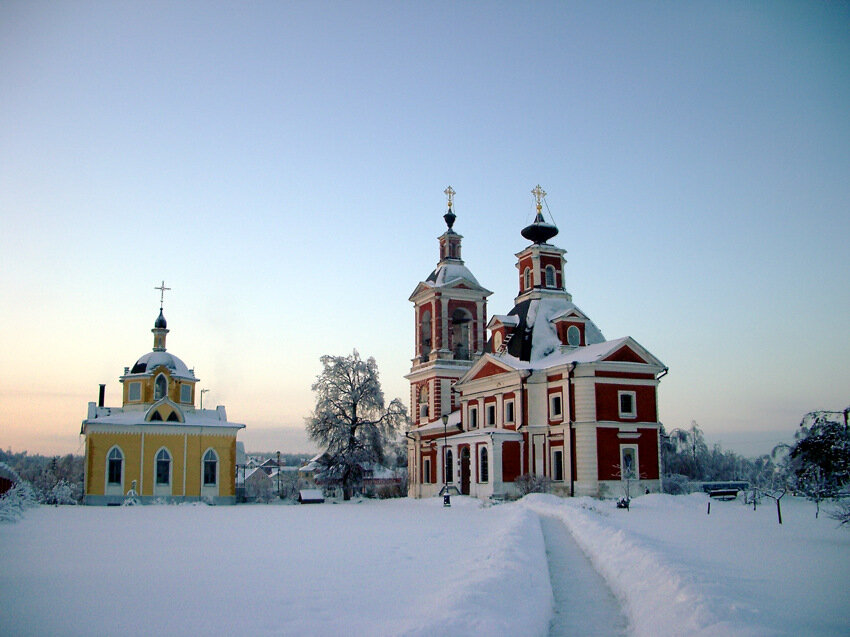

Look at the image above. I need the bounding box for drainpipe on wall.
[567,362,576,497]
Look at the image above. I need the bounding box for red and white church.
[406,186,668,499]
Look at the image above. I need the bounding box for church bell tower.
[406,187,492,427]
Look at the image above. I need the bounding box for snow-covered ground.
[1,494,848,636]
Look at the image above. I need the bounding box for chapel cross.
[154,280,171,309]
[444,185,456,209]
[531,184,547,212]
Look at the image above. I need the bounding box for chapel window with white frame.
[155,448,171,486]
[128,382,141,402]
[550,393,563,420]
[486,404,496,427]
[469,405,478,429]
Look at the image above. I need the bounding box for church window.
[468,405,478,429]
[167,411,180,422]
[552,449,564,481]
[486,404,496,427]
[203,449,218,486]
[154,374,168,401]
[418,386,429,420]
[420,310,432,356]
[150,411,163,421]
[445,449,453,483]
[451,308,472,360]
[128,382,141,402]
[567,325,581,346]
[550,393,563,420]
[479,447,489,483]
[155,449,171,485]
[180,384,191,404]
[523,267,531,291]
[545,265,556,287]
[620,445,638,479]
[423,458,431,484]
[504,399,515,424]
[619,391,637,419]
[107,447,123,485]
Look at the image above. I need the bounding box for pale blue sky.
[2,1,848,456]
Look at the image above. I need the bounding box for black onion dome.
[521,212,559,244]
[154,309,167,329]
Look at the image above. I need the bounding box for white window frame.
[545,265,555,287]
[423,458,432,484]
[468,405,478,429]
[154,447,172,496]
[128,382,142,402]
[202,448,220,499]
[523,267,531,290]
[105,446,124,496]
[180,384,191,404]
[552,448,564,482]
[485,403,496,427]
[479,446,489,483]
[549,393,563,420]
[618,390,637,419]
[620,444,639,480]
[504,399,515,424]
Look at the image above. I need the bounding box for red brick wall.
[595,384,657,422]
[596,427,660,480]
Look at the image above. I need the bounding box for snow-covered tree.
[789,410,850,518]
[305,351,407,500]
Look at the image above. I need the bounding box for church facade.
[81,289,245,505]
[407,187,667,500]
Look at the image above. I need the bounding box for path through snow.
[539,514,628,637]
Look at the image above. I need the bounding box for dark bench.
[709,489,739,500]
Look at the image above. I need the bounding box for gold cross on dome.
[154,280,171,309]
[444,185,456,209]
[531,184,547,212]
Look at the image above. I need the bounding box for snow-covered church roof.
[425,262,482,288]
[130,351,195,380]
[501,297,606,362]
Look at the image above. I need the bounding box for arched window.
[523,267,531,291]
[418,385,429,419]
[154,374,168,401]
[451,308,472,360]
[420,310,432,356]
[545,265,555,287]
[567,325,581,346]
[203,449,218,486]
[445,449,453,484]
[480,447,489,483]
[155,448,171,485]
[107,447,123,485]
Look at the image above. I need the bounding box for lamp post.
[276,450,281,499]
[200,388,209,409]
[442,413,451,507]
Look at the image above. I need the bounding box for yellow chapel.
[81,286,245,505]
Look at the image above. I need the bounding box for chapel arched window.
[154,374,168,401]
[107,447,123,485]
[523,267,532,291]
[156,448,171,485]
[480,447,489,483]
[545,265,555,288]
[420,310,432,356]
[203,449,218,486]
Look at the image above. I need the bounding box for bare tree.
[306,351,407,500]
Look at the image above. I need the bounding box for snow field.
[0,498,553,637]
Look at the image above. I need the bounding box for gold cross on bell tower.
[154,280,171,310]
[531,184,547,213]
[444,185,456,209]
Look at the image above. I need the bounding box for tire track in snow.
[539,514,628,637]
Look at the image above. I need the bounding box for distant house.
[243,467,274,501]
[0,462,20,497]
[298,488,324,504]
